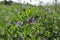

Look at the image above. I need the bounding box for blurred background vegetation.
[0,0,60,40]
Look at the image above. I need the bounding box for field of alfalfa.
[0,2,60,40]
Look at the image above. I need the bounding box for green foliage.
[0,2,60,40]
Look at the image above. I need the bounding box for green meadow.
[0,1,60,40]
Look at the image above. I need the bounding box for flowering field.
[0,2,60,40]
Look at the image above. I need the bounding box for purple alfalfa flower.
[17,21,23,26]
[43,38,47,40]
[31,18,35,21]
[26,17,39,25]
[26,18,34,25]
[30,18,39,24]
[27,18,35,23]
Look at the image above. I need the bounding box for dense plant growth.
[0,2,60,40]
